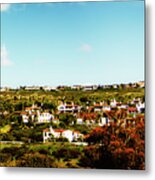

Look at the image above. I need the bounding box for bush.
[16,152,56,167]
[0,153,12,163]
[52,147,81,160]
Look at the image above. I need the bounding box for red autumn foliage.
[82,119,145,169]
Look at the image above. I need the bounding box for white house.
[21,112,29,123]
[119,104,128,109]
[93,102,111,112]
[37,112,54,123]
[42,86,57,91]
[93,102,103,112]
[56,129,73,142]
[136,102,145,113]
[110,99,117,107]
[43,126,83,143]
[21,111,38,123]
[76,118,83,125]
[43,127,54,143]
[21,107,54,124]
[25,86,40,91]
[57,102,81,113]
[98,117,109,126]
[103,106,111,111]
[82,85,97,91]
[25,104,40,115]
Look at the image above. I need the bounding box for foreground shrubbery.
[0,120,145,170]
[16,153,56,167]
[0,143,83,168]
[79,121,145,169]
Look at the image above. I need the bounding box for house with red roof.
[21,105,54,124]
[43,126,83,143]
[37,112,54,123]
[57,102,81,113]
[92,102,111,112]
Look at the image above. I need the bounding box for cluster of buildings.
[0,81,144,92]
[19,97,145,143]
[20,105,54,124]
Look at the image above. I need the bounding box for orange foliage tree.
[80,120,145,169]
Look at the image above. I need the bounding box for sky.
[1,1,144,88]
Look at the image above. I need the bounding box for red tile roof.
[20,111,27,115]
[128,107,137,112]
[54,129,65,133]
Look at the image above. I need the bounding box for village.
[0,81,145,145]
[19,97,145,144]
[0,83,145,168]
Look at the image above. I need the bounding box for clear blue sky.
[1,1,144,88]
